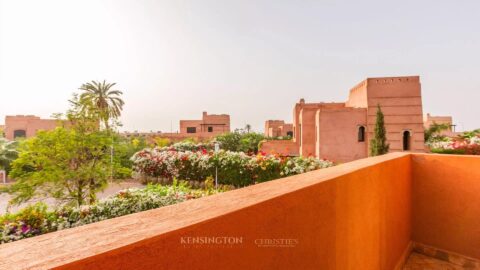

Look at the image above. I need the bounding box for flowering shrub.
[132,146,334,187]
[0,184,218,244]
[158,141,214,152]
[427,135,480,155]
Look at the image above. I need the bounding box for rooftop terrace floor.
[404,253,468,270]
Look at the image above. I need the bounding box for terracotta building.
[123,112,230,142]
[424,113,455,131]
[262,75,426,162]
[179,112,230,136]
[264,120,293,138]
[3,115,60,140]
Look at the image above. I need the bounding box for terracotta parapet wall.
[2,153,479,269]
[0,153,412,270]
[411,154,480,260]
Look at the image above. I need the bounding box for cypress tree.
[369,104,389,156]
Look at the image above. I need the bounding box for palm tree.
[77,80,124,130]
[0,138,18,172]
[245,124,252,133]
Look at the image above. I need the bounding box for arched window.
[286,131,293,137]
[358,126,365,142]
[13,129,26,139]
[402,130,411,151]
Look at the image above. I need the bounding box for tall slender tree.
[76,80,124,130]
[370,105,389,156]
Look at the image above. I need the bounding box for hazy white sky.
[1,0,479,132]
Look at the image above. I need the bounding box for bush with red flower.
[428,131,480,155]
[131,143,334,187]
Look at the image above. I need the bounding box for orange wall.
[3,153,479,270]
[411,154,480,260]
[0,153,412,270]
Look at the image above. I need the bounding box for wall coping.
[0,152,410,270]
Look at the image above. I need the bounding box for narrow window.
[358,126,365,142]
[13,129,26,139]
[208,126,213,132]
[403,131,411,151]
[186,127,197,134]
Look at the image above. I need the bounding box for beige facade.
[262,76,426,162]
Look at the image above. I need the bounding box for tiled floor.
[404,252,469,270]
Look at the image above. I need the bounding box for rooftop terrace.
[0,153,479,269]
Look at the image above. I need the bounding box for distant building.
[123,111,230,142]
[3,115,60,140]
[179,112,230,136]
[424,113,455,131]
[264,120,293,138]
[261,76,426,162]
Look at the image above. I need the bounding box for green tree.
[214,132,242,152]
[245,124,252,133]
[76,80,124,130]
[458,129,480,140]
[369,105,389,156]
[112,135,149,173]
[6,127,112,206]
[239,132,265,153]
[4,90,121,207]
[214,131,265,154]
[424,122,450,142]
[153,137,171,147]
[0,138,18,172]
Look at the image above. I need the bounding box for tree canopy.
[3,82,125,207]
[75,80,124,130]
[6,127,112,206]
[0,138,18,172]
[214,130,265,154]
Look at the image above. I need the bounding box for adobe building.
[262,75,426,162]
[423,113,458,138]
[424,113,455,131]
[179,111,230,136]
[3,115,60,140]
[264,120,293,138]
[123,112,230,143]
